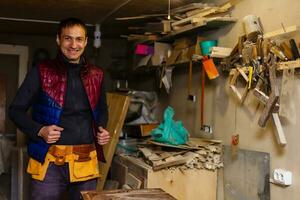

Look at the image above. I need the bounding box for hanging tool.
[200,65,212,133]
[256,35,263,62]
[202,56,219,79]
[289,39,300,59]
[270,45,288,61]
[187,60,196,102]
[238,35,246,62]
[262,39,270,63]
[280,42,293,60]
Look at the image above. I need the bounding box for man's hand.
[97,127,110,145]
[38,125,63,144]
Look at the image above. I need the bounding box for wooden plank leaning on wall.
[0,75,6,133]
[97,93,131,190]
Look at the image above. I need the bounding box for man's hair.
[57,17,88,37]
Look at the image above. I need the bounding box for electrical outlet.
[201,125,213,134]
[272,168,292,186]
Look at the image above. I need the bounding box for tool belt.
[48,144,95,165]
[27,144,100,182]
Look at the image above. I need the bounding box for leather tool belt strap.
[48,144,95,165]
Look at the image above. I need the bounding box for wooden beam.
[253,88,279,112]
[272,113,287,146]
[258,93,279,127]
[0,76,6,133]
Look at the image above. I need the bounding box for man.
[9,18,110,200]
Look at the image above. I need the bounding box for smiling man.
[9,18,110,200]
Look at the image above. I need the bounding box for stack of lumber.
[138,138,223,171]
[170,1,235,33]
[118,1,237,41]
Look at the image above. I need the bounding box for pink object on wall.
[135,44,154,55]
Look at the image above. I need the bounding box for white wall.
[162,0,300,199]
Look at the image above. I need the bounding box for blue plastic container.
[200,40,218,55]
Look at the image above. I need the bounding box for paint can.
[243,15,262,41]
[200,40,218,55]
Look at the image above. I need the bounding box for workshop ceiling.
[0,0,198,38]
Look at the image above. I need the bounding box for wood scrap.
[138,139,223,171]
[253,88,279,112]
[145,21,171,34]
[152,155,187,171]
[258,93,279,127]
[277,59,300,70]
[263,25,300,39]
[228,68,249,104]
[171,17,237,35]
[140,123,159,137]
[272,113,287,146]
[116,14,168,21]
[171,3,208,14]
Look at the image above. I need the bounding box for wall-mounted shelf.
[132,17,237,44]
[158,17,237,43]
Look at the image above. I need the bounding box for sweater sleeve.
[8,67,43,141]
[97,79,108,128]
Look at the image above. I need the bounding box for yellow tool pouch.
[27,153,52,181]
[27,145,100,182]
[69,150,100,182]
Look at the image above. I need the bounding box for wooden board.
[223,145,270,200]
[148,140,200,150]
[81,188,176,200]
[228,68,249,104]
[258,93,278,127]
[272,113,287,146]
[279,68,296,123]
[277,59,300,70]
[0,75,6,132]
[98,93,131,190]
[140,124,158,136]
[252,88,279,112]
[147,169,217,200]
[263,25,300,39]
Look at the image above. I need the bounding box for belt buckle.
[55,155,66,165]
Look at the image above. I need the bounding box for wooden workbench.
[81,188,176,200]
[111,153,217,200]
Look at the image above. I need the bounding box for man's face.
[56,25,87,63]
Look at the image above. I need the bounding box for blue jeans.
[31,163,97,200]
